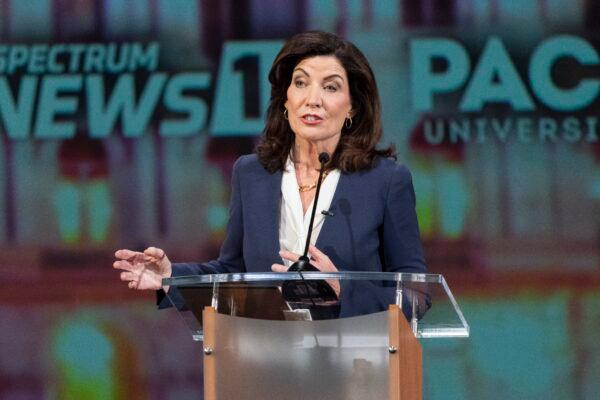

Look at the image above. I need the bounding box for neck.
[292,137,336,170]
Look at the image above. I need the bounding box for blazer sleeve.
[381,164,427,273]
[339,163,428,318]
[157,157,247,309]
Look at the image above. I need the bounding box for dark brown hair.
[256,30,395,173]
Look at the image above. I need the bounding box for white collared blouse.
[278,156,340,267]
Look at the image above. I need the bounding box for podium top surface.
[163,271,443,285]
[163,272,469,340]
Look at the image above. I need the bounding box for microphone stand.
[282,153,339,313]
[288,152,329,272]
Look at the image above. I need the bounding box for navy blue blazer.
[160,154,427,315]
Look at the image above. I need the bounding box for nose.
[306,85,322,108]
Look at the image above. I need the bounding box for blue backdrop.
[1,1,599,399]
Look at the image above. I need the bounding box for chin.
[296,130,339,143]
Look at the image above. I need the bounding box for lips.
[300,114,324,125]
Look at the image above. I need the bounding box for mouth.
[300,114,324,125]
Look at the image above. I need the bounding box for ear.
[346,109,355,119]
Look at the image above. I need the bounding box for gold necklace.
[298,171,329,192]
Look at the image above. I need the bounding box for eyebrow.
[293,67,345,82]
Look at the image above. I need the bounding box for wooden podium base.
[202,305,422,400]
[388,304,423,400]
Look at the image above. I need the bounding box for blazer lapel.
[315,172,350,250]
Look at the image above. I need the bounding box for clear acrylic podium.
[163,272,469,400]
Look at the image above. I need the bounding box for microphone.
[283,152,338,310]
[318,151,330,164]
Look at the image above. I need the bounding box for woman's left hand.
[272,245,340,296]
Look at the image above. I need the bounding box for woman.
[113,31,427,312]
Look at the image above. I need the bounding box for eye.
[294,79,306,88]
[324,84,339,92]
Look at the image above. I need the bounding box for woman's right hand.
[113,247,172,291]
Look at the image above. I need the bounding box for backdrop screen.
[1,1,599,399]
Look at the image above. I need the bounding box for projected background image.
[1,1,599,399]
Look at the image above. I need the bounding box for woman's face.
[284,55,353,150]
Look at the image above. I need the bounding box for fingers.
[271,263,288,273]
[121,272,140,289]
[113,259,136,272]
[308,245,327,262]
[144,247,166,262]
[114,247,166,291]
[114,249,142,260]
[308,245,338,272]
[279,250,300,262]
[120,271,137,282]
[121,271,149,290]
[277,247,338,273]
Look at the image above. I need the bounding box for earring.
[344,117,352,129]
[283,109,288,120]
